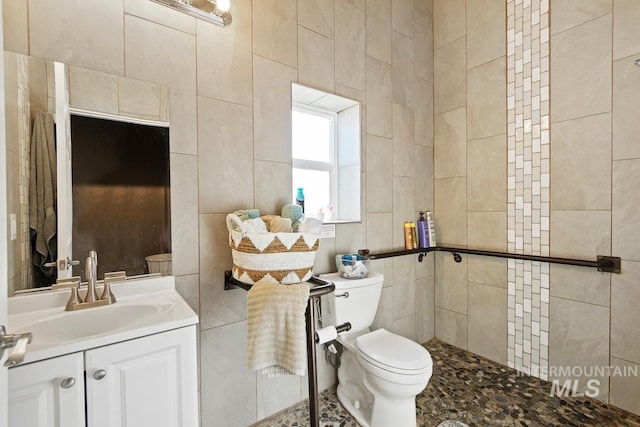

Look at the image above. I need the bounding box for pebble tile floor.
[253,339,640,427]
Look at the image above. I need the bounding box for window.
[291,83,361,223]
[291,105,337,218]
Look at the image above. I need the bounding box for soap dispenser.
[417,211,429,248]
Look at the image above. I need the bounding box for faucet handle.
[52,276,82,290]
[104,271,126,281]
[65,286,83,311]
[99,282,117,304]
[100,271,125,304]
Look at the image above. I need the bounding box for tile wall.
[505,0,550,379]
[4,52,25,296]
[433,0,508,365]
[548,0,614,399]
[3,0,435,424]
[434,0,640,416]
[550,0,640,414]
[15,55,30,291]
[67,66,170,123]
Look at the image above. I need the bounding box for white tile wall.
[506,0,550,378]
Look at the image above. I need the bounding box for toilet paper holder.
[314,322,351,344]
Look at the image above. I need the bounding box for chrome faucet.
[63,251,119,311]
[84,251,99,303]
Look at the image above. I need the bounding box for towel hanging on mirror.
[29,109,57,276]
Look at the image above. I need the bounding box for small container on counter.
[336,254,370,279]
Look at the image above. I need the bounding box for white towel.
[246,280,310,377]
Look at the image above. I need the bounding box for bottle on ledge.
[410,222,418,249]
[296,187,305,213]
[404,222,414,250]
[426,212,437,247]
[417,211,429,249]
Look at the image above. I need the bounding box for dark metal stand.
[304,297,320,426]
[224,272,338,427]
[358,246,621,274]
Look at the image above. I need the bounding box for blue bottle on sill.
[296,187,305,213]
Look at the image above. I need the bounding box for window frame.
[291,103,338,214]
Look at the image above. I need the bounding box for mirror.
[291,83,361,223]
[5,52,172,296]
[150,0,231,27]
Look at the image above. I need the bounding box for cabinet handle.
[60,377,75,389]
[93,369,107,380]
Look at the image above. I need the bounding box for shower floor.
[253,338,640,427]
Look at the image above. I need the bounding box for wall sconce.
[151,0,232,27]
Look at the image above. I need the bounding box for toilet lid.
[355,329,432,374]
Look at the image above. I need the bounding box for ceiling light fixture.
[151,0,232,27]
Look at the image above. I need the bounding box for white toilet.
[320,272,432,427]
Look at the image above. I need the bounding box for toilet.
[319,272,432,427]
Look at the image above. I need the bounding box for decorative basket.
[226,214,320,285]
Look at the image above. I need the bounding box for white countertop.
[8,275,198,365]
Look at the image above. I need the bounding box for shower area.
[431,0,640,416]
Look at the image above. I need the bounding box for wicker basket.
[226,214,320,285]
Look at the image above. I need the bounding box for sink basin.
[16,303,171,346]
[7,275,199,364]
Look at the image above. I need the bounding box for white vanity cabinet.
[86,326,198,427]
[8,276,199,427]
[9,326,198,427]
[8,352,85,427]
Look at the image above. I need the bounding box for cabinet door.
[8,353,85,427]
[85,326,198,427]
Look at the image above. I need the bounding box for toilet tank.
[319,272,384,334]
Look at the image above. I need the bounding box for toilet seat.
[355,329,432,376]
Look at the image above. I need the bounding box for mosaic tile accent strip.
[253,340,640,427]
[506,0,550,379]
[17,54,33,290]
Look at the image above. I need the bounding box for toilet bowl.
[319,272,432,427]
[356,328,432,427]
